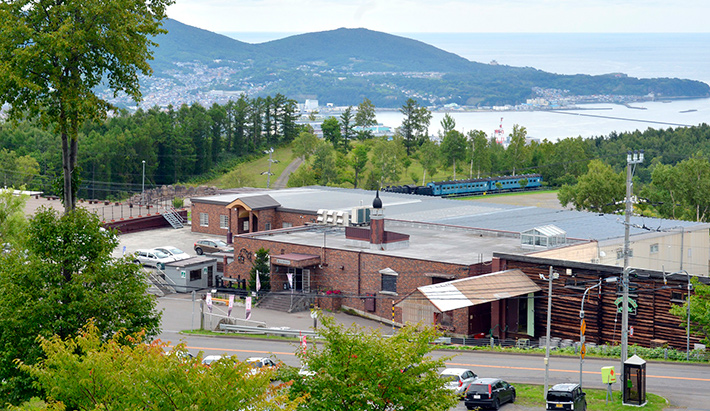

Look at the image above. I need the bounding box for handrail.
[219,323,319,338]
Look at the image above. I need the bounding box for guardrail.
[219,323,320,338]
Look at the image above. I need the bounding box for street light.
[141,160,146,205]
[664,269,692,361]
[579,277,617,388]
[540,266,559,397]
[622,150,643,369]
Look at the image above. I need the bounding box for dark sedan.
[464,378,516,410]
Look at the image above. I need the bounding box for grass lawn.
[513,383,667,411]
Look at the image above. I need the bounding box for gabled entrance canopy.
[410,269,541,312]
[225,194,280,211]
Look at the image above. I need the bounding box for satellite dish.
[599,251,606,257]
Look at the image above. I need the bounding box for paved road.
[271,157,303,189]
[157,294,708,411]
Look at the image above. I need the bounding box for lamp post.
[540,266,559,397]
[580,277,617,388]
[664,269,692,360]
[141,160,146,205]
[622,150,643,369]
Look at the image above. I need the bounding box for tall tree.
[286,316,457,411]
[399,99,432,156]
[0,208,161,403]
[292,130,320,161]
[417,139,440,185]
[340,106,355,152]
[468,130,490,179]
[557,159,625,213]
[506,124,529,175]
[440,130,468,180]
[0,0,172,212]
[250,247,271,292]
[354,98,377,140]
[347,144,371,188]
[321,117,343,151]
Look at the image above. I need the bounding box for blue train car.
[385,174,543,197]
[489,174,543,191]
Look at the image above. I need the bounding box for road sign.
[581,319,587,335]
[581,344,587,359]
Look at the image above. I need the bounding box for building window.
[199,213,209,227]
[671,291,686,304]
[282,222,293,228]
[265,222,271,231]
[381,274,397,293]
[220,215,229,229]
[243,220,249,231]
[650,243,659,254]
[189,269,201,282]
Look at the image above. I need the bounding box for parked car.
[134,248,175,268]
[245,356,279,378]
[546,383,587,411]
[194,239,233,255]
[154,245,191,261]
[439,368,478,398]
[464,378,516,410]
[201,354,223,367]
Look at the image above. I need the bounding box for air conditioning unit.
[326,210,335,224]
[316,209,325,224]
[335,211,349,226]
[591,258,600,264]
[351,206,371,225]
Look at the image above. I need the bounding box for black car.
[546,383,586,411]
[464,378,516,410]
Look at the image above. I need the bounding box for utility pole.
[540,266,558,397]
[622,150,643,369]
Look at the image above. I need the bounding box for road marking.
[445,362,710,382]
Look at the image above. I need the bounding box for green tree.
[354,98,377,140]
[670,277,710,346]
[321,117,343,151]
[399,99,432,156]
[292,130,320,161]
[417,139,440,185]
[18,321,302,410]
[0,208,161,403]
[440,130,468,180]
[0,189,28,247]
[287,316,457,411]
[371,137,406,187]
[0,0,172,211]
[250,247,271,292]
[347,144,371,188]
[506,124,529,175]
[311,143,338,185]
[340,106,355,152]
[557,159,625,213]
[468,130,490,179]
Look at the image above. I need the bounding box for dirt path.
[271,157,303,189]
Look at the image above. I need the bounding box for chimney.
[370,190,384,246]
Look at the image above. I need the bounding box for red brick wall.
[191,202,316,235]
[226,234,474,325]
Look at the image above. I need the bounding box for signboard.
[601,366,617,384]
[581,319,587,335]
[580,344,587,359]
[275,259,291,265]
[614,297,638,314]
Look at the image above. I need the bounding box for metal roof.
[415,269,541,312]
[523,224,566,237]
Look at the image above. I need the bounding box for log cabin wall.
[493,253,703,350]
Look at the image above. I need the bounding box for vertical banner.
[228,294,234,317]
[245,296,252,320]
[301,335,307,354]
[206,293,213,313]
[122,246,126,256]
[256,270,261,293]
[287,272,293,290]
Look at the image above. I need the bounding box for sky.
[167,0,709,37]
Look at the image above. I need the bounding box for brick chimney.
[370,190,384,246]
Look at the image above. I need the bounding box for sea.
[222,32,710,141]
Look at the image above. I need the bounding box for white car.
[154,245,191,261]
[133,248,176,268]
[201,354,223,367]
[439,368,478,397]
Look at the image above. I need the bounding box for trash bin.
[623,355,646,406]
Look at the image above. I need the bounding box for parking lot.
[111,224,211,261]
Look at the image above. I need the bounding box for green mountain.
[148,20,710,108]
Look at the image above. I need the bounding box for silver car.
[154,245,190,261]
[133,248,176,268]
[439,368,478,398]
